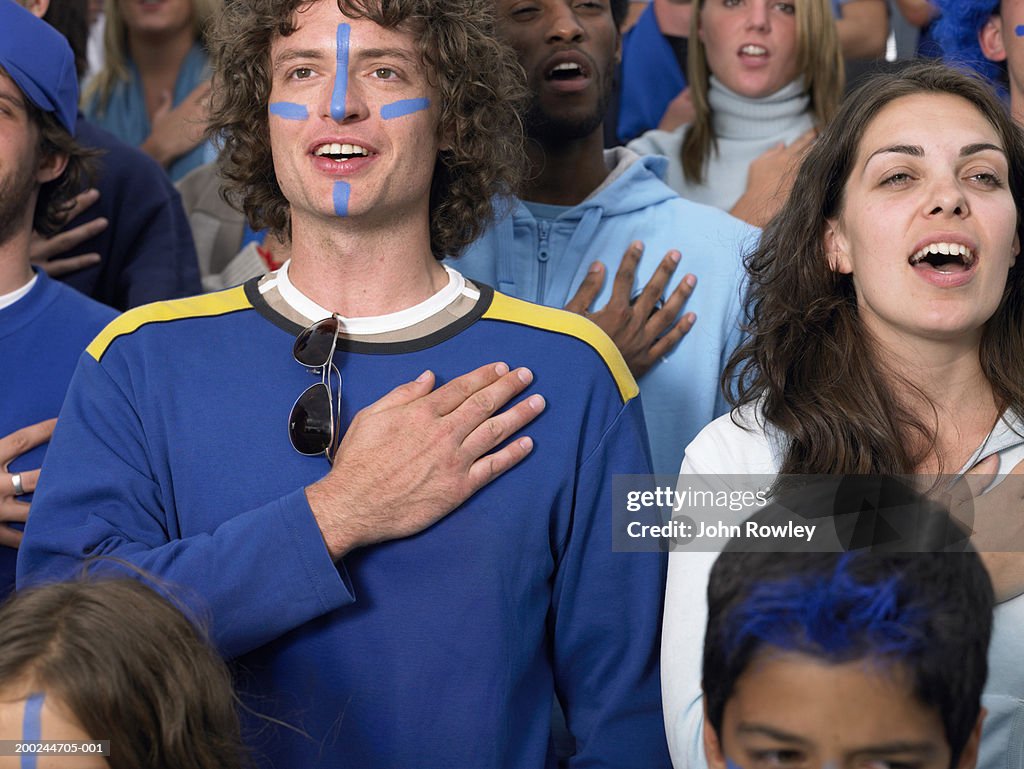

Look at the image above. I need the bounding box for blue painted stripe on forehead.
[333,181,350,216]
[332,23,351,120]
[381,97,431,120]
[21,693,44,769]
[270,102,309,120]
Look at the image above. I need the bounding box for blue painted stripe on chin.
[381,97,431,120]
[332,23,351,120]
[21,693,45,769]
[270,102,309,120]
[333,181,350,217]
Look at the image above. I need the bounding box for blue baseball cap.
[0,0,78,135]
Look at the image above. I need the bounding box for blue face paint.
[1016,24,1024,35]
[331,23,351,120]
[333,181,350,217]
[21,693,44,769]
[381,97,431,120]
[726,758,745,769]
[269,102,309,120]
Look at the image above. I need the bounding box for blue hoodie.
[455,148,758,475]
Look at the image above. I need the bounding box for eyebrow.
[272,48,330,71]
[852,742,940,757]
[736,724,812,745]
[737,724,939,758]
[865,142,1007,164]
[0,92,26,111]
[352,47,419,66]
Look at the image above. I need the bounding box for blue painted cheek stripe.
[333,181,350,217]
[381,97,431,120]
[332,23,351,120]
[1016,24,1024,35]
[21,693,45,769]
[269,102,309,120]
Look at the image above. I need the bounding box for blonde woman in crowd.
[83,0,219,180]
[629,0,842,226]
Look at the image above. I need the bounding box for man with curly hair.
[18,0,672,766]
[455,0,757,477]
[0,0,115,600]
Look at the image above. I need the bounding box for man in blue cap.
[0,0,115,598]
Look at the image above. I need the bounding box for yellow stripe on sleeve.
[87,285,252,361]
[483,292,639,403]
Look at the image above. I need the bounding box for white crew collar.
[0,273,38,312]
[264,260,475,335]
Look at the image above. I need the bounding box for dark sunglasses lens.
[289,382,334,456]
[294,318,339,367]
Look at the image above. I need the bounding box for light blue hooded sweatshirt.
[454,148,758,475]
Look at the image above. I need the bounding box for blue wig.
[932,0,1006,88]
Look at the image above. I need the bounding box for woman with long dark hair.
[662,61,1024,769]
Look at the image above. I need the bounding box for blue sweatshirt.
[455,149,758,475]
[19,276,671,769]
[1,270,116,597]
[55,117,202,310]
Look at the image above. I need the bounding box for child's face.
[0,685,109,769]
[705,650,984,769]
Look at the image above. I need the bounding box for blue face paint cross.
[268,20,434,220]
[381,97,431,120]
[269,102,309,120]
[21,693,44,769]
[331,23,351,120]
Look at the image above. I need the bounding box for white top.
[261,261,477,334]
[663,403,1024,769]
[628,78,814,212]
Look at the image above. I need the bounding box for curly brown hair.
[207,0,528,259]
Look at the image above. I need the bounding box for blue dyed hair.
[932,0,1007,91]
[702,551,993,768]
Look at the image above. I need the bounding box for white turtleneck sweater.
[627,77,814,212]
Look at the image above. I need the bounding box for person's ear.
[703,702,729,769]
[824,218,852,274]
[36,150,68,185]
[954,708,986,769]
[1012,233,1019,267]
[980,15,1008,63]
[20,0,50,18]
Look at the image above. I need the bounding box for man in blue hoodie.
[456,0,758,475]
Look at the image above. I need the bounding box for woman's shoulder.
[681,403,783,476]
[627,125,687,159]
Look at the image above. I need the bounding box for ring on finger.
[10,473,25,496]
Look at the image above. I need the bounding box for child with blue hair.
[701,550,994,769]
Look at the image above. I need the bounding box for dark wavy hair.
[29,103,99,236]
[0,578,246,769]
[724,61,1024,474]
[207,0,528,259]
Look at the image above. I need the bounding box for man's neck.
[0,238,35,298]
[286,211,448,318]
[523,128,610,206]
